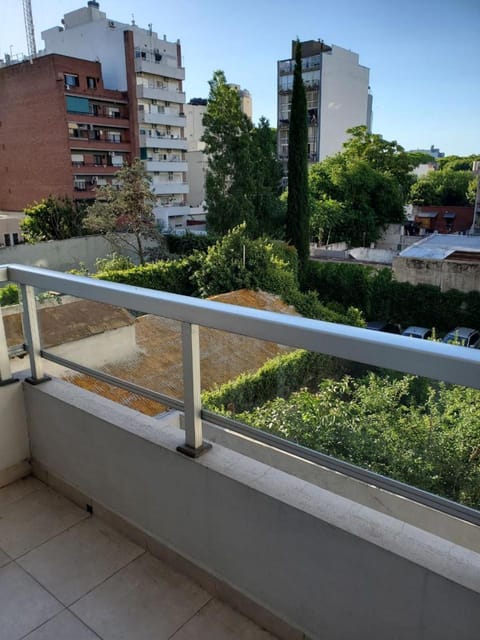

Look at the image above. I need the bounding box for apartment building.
[277,39,373,170]
[41,1,188,229]
[0,53,132,211]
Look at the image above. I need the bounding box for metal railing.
[1,264,480,521]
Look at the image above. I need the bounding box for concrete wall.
[349,247,395,264]
[0,380,30,487]
[24,380,480,640]
[393,256,480,293]
[0,234,144,272]
[320,46,370,160]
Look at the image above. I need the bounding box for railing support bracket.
[176,442,212,459]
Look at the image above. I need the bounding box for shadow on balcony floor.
[0,477,276,640]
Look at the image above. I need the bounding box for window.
[94,154,104,166]
[12,233,19,245]
[74,179,86,191]
[87,77,97,89]
[4,234,11,247]
[64,73,79,88]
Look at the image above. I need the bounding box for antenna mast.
[22,0,37,59]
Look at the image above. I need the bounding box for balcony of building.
[139,133,188,151]
[144,160,188,173]
[152,181,189,195]
[136,84,186,104]
[134,56,185,81]
[0,265,479,639]
[139,110,187,128]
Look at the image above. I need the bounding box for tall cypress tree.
[286,40,309,264]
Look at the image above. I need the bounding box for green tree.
[309,154,404,246]
[203,71,255,235]
[21,196,86,243]
[410,169,474,206]
[83,159,162,265]
[251,117,284,237]
[436,154,480,172]
[286,40,310,265]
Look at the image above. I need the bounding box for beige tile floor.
[0,477,276,640]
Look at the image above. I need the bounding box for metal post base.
[25,375,52,386]
[176,442,212,458]
[0,377,19,387]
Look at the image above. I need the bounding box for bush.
[96,253,202,296]
[303,260,480,331]
[164,233,216,256]
[203,349,352,415]
[0,284,19,306]
[95,252,134,273]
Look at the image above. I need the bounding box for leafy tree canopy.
[83,159,163,265]
[203,71,283,237]
[436,154,480,172]
[409,169,476,206]
[21,196,86,243]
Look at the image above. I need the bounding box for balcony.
[136,84,186,104]
[152,181,189,195]
[134,58,185,81]
[139,110,186,128]
[144,160,188,173]
[139,134,188,151]
[0,265,480,640]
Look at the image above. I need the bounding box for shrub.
[164,233,216,256]
[0,284,19,306]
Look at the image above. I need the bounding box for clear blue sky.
[2,0,479,156]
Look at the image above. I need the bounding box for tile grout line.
[13,511,91,562]
[167,596,214,639]
[0,483,44,512]
[66,548,147,608]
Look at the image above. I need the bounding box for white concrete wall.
[0,380,30,487]
[186,150,207,206]
[319,46,370,160]
[0,235,145,272]
[393,256,480,293]
[24,379,480,640]
[349,247,394,264]
[184,104,207,152]
[42,19,128,91]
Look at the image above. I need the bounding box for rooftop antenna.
[22,0,37,60]
[131,13,136,26]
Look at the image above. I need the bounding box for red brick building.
[414,206,474,235]
[0,54,134,210]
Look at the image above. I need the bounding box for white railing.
[1,264,480,520]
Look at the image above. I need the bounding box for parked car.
[402,326,432,340]
[442,327,480,349]
[366,321,402,334]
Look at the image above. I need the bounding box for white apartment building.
[41,1,188,229]
[277,40,373,170]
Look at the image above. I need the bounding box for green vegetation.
[309,126,417,246]
[286,40,310,264]
[410,169,476,206]
[21,196,86,243]
[84,159,163,265]
[229,374,480,509]
[202,72,283,237]
[303,260,480,331]
[0,284,19,306]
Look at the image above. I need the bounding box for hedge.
[303,260,480,332]
[202,349,355,415]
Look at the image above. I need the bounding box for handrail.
[1,263,480,512]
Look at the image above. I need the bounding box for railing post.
[0,305,15,386]
[20,284,50,385]
[177,321,211,458]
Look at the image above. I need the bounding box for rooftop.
[399,233,480,260]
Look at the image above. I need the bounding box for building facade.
[277,40,372,171]
[41,1,188,229]
[0,53,132,211]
